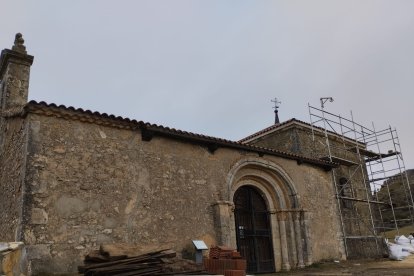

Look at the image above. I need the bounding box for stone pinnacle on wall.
[11,33,27,54]
[0,33,34,110]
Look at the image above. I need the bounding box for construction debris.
[204,246,246,276]
[209,246,241,260]
[78,245,205,275]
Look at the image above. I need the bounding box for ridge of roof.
[239,118,302,143]
[239,117,363,145]
[22,100,338,169]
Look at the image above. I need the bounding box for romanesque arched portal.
[214,158,313,272]
[234,185,274,273]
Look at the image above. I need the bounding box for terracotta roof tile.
[23,100,338,169]
[239,117,363,146]
[238,119,299,143]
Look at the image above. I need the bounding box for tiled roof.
[239,118,363,146]
[239,118,299,143]
[19,100,338,170]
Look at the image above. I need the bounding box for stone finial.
[12,33,27,54]
[0,33,33,109]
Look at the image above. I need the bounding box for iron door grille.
[234,186,275,273]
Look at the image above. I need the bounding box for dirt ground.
[260,255,414,276]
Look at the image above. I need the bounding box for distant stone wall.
[377,169,414,228]
[19,113,344,273]
[0,116,28,242]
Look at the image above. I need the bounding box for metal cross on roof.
[271,98,281,124]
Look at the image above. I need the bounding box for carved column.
[294,211,305,268]
[269,209,281,271]
[277,211,291,271]
[303,211,313,266]
[212,201,235,247]
[288,212,298,267]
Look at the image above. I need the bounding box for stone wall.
[274,159,346,262]
[246,125,361,163]
[0,34,33,244]
[23,114,224,272]
[0,116,28,242]
[377,169,414,228]
[20,112,344,273]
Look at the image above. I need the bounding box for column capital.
[277,211,288,221]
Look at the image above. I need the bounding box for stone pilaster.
[288,212,298,267]
[277,211,290,271]
[294,211,305,268]
[212,201,235,247]
[303,211,313,266]
[269,209,282,271]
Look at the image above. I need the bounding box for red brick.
[224,270,246,276]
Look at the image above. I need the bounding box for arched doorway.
[234,185,275,273]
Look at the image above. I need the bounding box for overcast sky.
[2,1,414,169]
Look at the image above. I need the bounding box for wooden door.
[234,186,275,273]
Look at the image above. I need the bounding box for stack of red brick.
[203,246,246,276]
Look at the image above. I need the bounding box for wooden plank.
[84,250,128,264]
[85,264,153,273]
[336,196,390,205]
[320,156,358,166]
[100,244,168,258]
[347,146,380,157]
[81,250,176,271]
[82,257,160,271]
[365,151,399,162]
[79,247,204,276]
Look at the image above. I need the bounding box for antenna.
[320,97,334,109]
[271,98,281,124]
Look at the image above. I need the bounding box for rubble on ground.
[387,235,414,260]
[203,246,246,276]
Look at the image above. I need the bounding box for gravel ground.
[260,255,414,276]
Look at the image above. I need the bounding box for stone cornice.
[0,49,34,80]
[0,107,27,118]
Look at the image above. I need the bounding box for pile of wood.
[78,244,204,276]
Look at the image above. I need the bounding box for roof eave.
[22,101,338,170]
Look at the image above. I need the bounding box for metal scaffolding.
[308,101,414,257]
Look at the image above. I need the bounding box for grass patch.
[383,225,414,239]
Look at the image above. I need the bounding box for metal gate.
[234,186,275,273]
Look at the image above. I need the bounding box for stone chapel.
[0,34,367,274]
